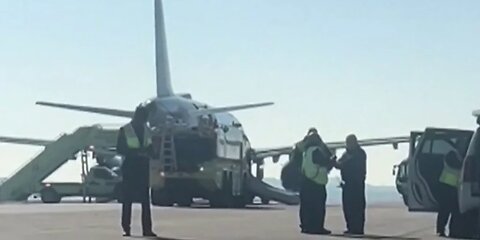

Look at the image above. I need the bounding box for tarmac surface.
[0,202,439,240]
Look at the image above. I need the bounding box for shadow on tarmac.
[186,204,286,211]
[330,233,420,240]
[128,236,192,240]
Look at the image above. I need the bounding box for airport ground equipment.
[0,125,119,203]
[38,165,121,204]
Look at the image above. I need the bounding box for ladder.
[80,150,92,203]
[159,130,177,172]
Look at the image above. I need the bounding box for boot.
[143,231,158,237]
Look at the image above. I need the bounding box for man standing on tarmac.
[116,105,157,237]
[335,134,367,235]
[299,128,335,235]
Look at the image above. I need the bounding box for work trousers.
[121,199,153,234]
[342,181,366,234]
[299,177,327,232]
[436,184,459,236]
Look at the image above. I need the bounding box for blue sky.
[1,0,479,186]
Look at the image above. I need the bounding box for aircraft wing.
[0,136,53,146]
[0,136,117,156]
[36,101,134,118]
[254,136,410,160]
[193,102,274,116]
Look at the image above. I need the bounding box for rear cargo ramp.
[245,174,299,205]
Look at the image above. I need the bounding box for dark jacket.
[337,147,367,184]
[116,123,152,202]
[311,147,334,171]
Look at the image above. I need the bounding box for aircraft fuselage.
[141,95,255,207]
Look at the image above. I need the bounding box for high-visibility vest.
[302,146,328,185]
[123,123,152,149]
[439,162,460,187]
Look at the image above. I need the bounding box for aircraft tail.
[154,0,174,97]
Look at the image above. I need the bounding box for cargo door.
[408,128,473,212]
[459,127,480,213]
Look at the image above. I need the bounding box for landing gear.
[176,194,193,207]
[40,187,61,204]
[209,175,232,208]
[209,172,247,208]
[151,188,174,207]
[151,188,193,207]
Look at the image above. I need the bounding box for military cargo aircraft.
[0,0,411,207]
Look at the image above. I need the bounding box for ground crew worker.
[335,134,366,235]
[299,128,335,235]
[436,150,461,238]
[116,105,157,237]
[282,128,325,192]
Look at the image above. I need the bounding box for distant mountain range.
[263,177,403,205]
[0,177,6,185]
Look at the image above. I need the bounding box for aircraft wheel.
[209,194,231,208]
[95,197,112,203]
[232,195,247,208]
[176,195,193,207]
[261,198,270,205]
[151,188,174,207]
[210,172,234,208]
[232,176,249,208]
[40,187,61,204]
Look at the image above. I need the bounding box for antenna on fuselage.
[154,0,174,97]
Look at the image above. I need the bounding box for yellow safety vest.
[302,146,329,185]
[439,162,460,187]
[123,123,152,149]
